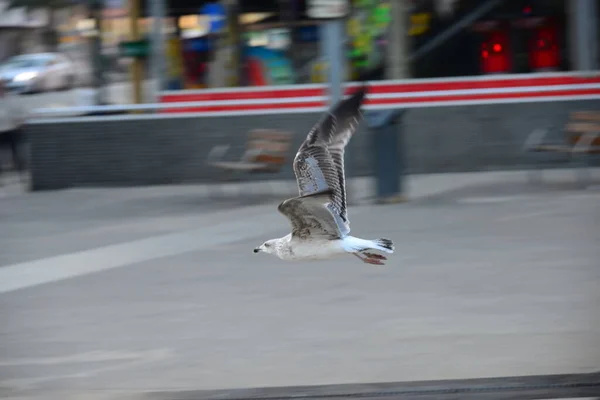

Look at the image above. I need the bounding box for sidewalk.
[1,168,599,266]
[3,167,600,201]
[0,168,599,398]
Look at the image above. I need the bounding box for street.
[0,170,599,399]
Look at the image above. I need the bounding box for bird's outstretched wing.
[278,189,342,240]
[292,85,367,236]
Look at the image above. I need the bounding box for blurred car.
[0,53,76,94]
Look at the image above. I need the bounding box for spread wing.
[278,189,342,240]
[292,85,367,237]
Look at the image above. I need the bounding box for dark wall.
[27,99,600,191]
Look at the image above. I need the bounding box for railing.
[31,71,600,120]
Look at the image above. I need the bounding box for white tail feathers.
[342,236,394,254]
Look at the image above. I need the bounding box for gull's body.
[265,233,389,262]
[254,85,394,265]
[264,233,344,261]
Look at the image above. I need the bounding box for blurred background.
[1,0,599,187]
[0,0,595,100]
[0,1,599,399]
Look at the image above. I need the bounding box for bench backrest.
[246,129,293,169]
[566,111,600,148]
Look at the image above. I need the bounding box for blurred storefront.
[52,0,598,92]
[0,1,67,61]
[52,0,395,89]
[409,0,598,78]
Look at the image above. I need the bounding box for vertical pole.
[322,15,351,200]
[226,0,240,86]
[150,0,166,100]
[129,0,143,104]
[384,0,408,202]
[572,0,598,71]
[588,0,598,70]
[322,20,344,105]
[206,0,235,88]
[279,0,298,80]
[91,0,105,105]
[587,0,600,70]
[386,0,409,79]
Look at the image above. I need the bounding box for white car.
[0,52,75,94]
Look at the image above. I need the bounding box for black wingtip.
[354,84,368,103]
[342,83,368,111]
[352,66,383,102]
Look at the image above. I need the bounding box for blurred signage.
[307,0,349,19]
[246,29,291,50]
[165,37,184,90]
[103,0,127,18]
[184,38,212,52]
[409,12,431,36]
[179,15,210,39]
[200,2,227,33]
[347,0,391,70]
[480,30,511,74]
[119,39,149,58]
[267,29,291,50]
[529,23,560,71]
[297,25,319,42]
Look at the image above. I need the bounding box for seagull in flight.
[253,85,394,265]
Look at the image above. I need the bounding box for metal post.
[309,0,352,197]
[587,0,597,70]
[226,0,242,87]
[571,0,598,71]
[381,0,408,203]
[150,0,166,100]
[91,0,105,105]
[322,20,344,105]
[321,17,351,201]
[387,0,409,79]
[129,0,143,104]
[279,0,292,67]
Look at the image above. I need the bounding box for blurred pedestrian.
[0,81,28,181]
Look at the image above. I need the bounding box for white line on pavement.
[0,208,287,294]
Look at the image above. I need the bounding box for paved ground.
[0,169,599,399]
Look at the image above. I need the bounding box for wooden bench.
[206,129,294,195]
[524,111,600,185]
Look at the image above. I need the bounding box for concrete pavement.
[0,169,599,398]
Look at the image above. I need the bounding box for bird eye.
[265,243,270,247]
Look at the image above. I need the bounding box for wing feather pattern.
[278,189,341,239]
[291,85,367,237]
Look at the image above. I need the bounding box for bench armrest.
[206,145,231,164]
[240,147,265,162]
[572,131,600,153]
[523,127,550,151]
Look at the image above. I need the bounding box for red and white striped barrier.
[158,72,600,116]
